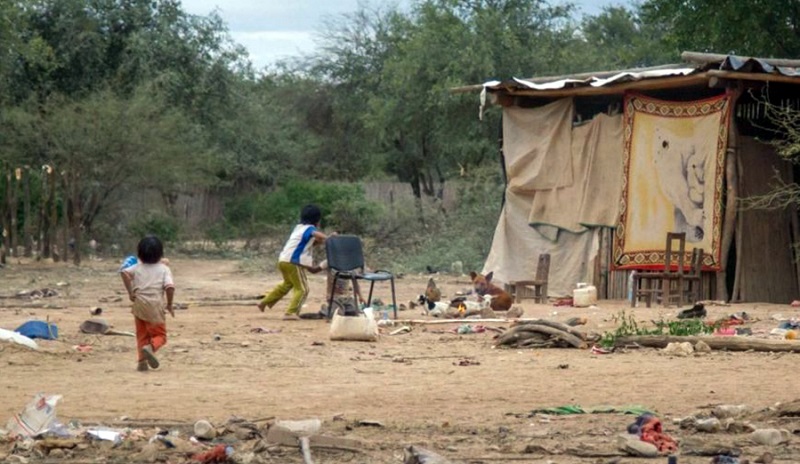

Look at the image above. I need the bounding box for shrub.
[130,212,180,243]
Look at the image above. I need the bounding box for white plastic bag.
[329,313,378,342]
[6,394,62,438]
[0,328,38,350]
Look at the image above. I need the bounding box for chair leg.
[367,282,375,307]
[390,277,397,319]
[327,275,339,320]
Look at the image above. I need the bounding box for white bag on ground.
[6,394,62,438]
[0,328,38,350]
[329,313,378,342]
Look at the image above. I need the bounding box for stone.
[750,429,790,446]
[694,340,712,353]
[662,341,694,356]
[194,420,216,440]
[619,435,659,457]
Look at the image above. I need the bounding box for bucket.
[573,283,597,307]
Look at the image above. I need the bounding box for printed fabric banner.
[614,92,731,270]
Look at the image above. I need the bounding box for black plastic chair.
[326,235,397,320]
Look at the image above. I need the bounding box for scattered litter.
[0,328,38,350]
[89,307,103,316]
[357,420,384,428]
[73,344,92,353]
[274,418,322,435]
[79,319,134,337]
[677,303,707,319]
[14,320,58,340]
[452,358,480,366]
[5,394,62,438]
[791,300,800,307]
[750,428,790,446]
[449,324,486,335]
[16,288,59,299]
[191,444,232,463]
[250,327,281,334]
[591,345,613,355]
[86,428,123,444]
[404,445,453,464]
[627,413,678,454]
[390,326,412,335]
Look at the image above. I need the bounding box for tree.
[639,0,800,57]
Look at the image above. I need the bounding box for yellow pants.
[262,262,308,315]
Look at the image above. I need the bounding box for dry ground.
[2,256,800,463]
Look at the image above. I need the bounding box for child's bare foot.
[257,301,267,312]
[282,314,300,321]
[137,360,149,372]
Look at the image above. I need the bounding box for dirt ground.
[2,256,800,463]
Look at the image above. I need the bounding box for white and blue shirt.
[278,224,317,267]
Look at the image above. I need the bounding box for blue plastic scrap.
[15,320,59,340]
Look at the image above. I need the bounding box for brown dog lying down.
[469,271,512,312]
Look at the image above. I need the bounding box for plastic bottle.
[628,270,636,304]
[382,308,389,321]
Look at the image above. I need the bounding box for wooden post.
[717,89,742,302]
[731,147,745,302]
[8,169,18,256]
[48,165,58,260]
[22,167,32,257]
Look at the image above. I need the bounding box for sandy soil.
[1,257,800,463]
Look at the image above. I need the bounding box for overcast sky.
[180,0,619,69]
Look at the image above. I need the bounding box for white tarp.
[483,100,624,297]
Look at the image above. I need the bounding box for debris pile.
[493,319,597,349]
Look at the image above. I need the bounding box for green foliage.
[639,0,800,58]
[130,213,180,243]
[599,310,718,348]
[224,181,380,231]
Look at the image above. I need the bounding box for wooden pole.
[681,51,800,68]
[717,89,742,302]
[615,335,800,353]
[22,167,32,257]
[48,166,57,260]
[8,169,18,256]
[1,164,9,254]
[731,146,745,302]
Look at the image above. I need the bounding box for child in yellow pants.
[259,205,331,319]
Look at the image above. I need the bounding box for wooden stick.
[718,89,742,301]
[615,335,800,352]
[681,51,800,68]
[402,317,530,325]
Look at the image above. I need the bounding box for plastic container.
[573,283,597,307]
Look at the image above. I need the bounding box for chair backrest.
[535,253,551,282]
[326,235,365,273]
[664,232,686,275]
[688,247,704,277]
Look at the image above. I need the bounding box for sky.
[180,0,620,69]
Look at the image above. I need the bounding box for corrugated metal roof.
[457,52,800,96]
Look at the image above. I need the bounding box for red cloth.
[191,444,228,463]
[135,317,166,362]
[639,416,678,453]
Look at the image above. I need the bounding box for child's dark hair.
[300,204,322,225]
[137,235,164,264]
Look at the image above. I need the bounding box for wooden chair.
[682,247,704,304]
[631,232,687,307]
[506,253,550,303]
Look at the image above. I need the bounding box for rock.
[712,404,749,419]
[194,420,216,440]
[403,445,453,464]
[724,419,756,434]
[694,340,712,353]
[750,428,790,446]
[696,417,722,433]
[47,448,65,459]
[136,443,160,463]
[662,341,694,356]
[506,306,524,318]
[619,435,659,457]
[7,455,29,464]
[232,451,256,464]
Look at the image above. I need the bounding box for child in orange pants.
[121,236,175,371]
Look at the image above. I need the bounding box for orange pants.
[134,317,167,361]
